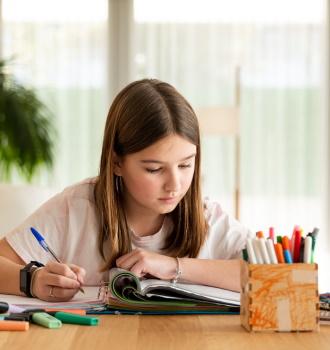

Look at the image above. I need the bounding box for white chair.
[0,183,56,237]
[196,67,241,219]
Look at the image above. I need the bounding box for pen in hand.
[30,227,85,294]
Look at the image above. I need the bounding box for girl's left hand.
[116,248,177,280]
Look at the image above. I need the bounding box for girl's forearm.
[0,256,25,295]
[179,258,241,291]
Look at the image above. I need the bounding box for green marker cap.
[53,312,99,326]
[32,312,62,329]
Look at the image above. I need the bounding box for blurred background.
[0,0,329,290]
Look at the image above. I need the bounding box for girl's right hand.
[31,261,86,301]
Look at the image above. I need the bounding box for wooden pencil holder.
[240,261,319,332]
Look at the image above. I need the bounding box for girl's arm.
[116,249,241,292]
[0,238,86,300]
[0,238,25,295]
[177,257,240,291]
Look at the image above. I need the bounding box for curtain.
[133,0,328,290]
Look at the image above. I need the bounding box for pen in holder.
[240,261,319,332]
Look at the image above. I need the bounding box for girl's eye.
[146,168,162,173]
[179,164,192,169]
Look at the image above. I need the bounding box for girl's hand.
[31,261,86,301]
[116,248,177,280]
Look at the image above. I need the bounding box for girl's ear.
[113,153,123,176]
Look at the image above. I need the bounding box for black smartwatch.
[19,261,44,297]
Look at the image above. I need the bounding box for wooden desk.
[0,315,329,350]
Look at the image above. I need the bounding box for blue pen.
[30,227,85,293]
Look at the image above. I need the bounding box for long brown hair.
[94,79,208,270]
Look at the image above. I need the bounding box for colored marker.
[283,249,293,263]
[30,227,84,294]
[256,231,264,239]
[274,243,285,263]
[309,228,319,263]
[45,308,86,315]
[299,237,305,262]
[293,230,302,263]
[242,248,249,262]
[0,320,29,331]
[291,226,300,254]
[32,312,62,329]
[0,302,25,314]
[282,236,293,263]
[51,312,99,326]
[268,227,275,242]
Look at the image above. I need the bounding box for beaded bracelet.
[171,257,182,284]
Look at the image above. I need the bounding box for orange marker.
[0,320,29,331]
[274,243,285,263]
[282,236,291,251]
[256,231,264,239]
[45,309,86,315]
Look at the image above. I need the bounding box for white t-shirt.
[5,178,251,286]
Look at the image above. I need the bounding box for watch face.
[20,268,30,296]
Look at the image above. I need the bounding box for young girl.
[0,79,251,302]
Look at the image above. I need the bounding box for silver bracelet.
[30,266,44,298]
[171,257,182,284]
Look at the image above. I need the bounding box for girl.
[0,79,250,302]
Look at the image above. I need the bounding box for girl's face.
[115,134,197,218]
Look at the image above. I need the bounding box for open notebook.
[100,268,240,314]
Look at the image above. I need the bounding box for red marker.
[293,230,302,263]
[291,225,300,254]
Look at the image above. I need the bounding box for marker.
[304,236,312,263]
[256,231,264,239]
[274,243,285,263]
[0,302,25,314]
[293,230,302,263]
[268,227,275,242]
[311,227,319,237]
[30,227,84,294]
[0,320,29,331]
[282,236,293,263]
[309,227,319,263]
[51,312,99,326]
[252,239,263,264]
[311,236,317,263]
[258,238,271,264]
[242,248,249,262]
[283,250,293,263]
[32,312,62,329]
[291,226,301,254]
[299,237,305,262]
[45,308,86,315]
[246,238,257,264]
[266,239,278,264]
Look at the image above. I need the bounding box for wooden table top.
[0,315,329,350]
